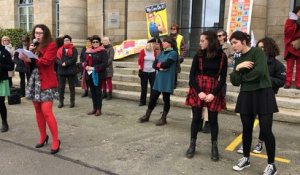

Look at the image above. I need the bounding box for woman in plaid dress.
[185,30,227,161]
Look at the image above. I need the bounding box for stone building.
[0,0,299,56]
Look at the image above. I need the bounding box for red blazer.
[284,19,300,59]
[138,49,157,71]
[36,42,58,90]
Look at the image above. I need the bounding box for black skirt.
[235,87,278,115]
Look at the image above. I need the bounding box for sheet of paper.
[15,48,38,59]
[87,70,93,75]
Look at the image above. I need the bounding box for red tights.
[102,77,113,92]
[33,101,59,150]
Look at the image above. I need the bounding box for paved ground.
[0,95,299,175]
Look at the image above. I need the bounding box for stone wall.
[0,0,18,29]
[33,0,54,32]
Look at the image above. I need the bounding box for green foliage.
[0,28,30,47]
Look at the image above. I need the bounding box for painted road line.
[250,153,290,164]
[225,119,259,151]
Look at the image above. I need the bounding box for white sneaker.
[237,144,243,154]
[263,164,277,175]
[233,157,250,171]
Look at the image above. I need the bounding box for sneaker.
[253,142,263,154]
[263,164,277,175]
[237,144,243,154]
[233,157,250,171]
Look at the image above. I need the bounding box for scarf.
[86,45,105,54]
[57,43,74,60]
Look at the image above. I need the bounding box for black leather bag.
[8,88,21,105]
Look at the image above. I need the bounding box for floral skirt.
[26,69,58,102]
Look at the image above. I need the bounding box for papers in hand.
[16,48,38,59]
[87,70,93,75]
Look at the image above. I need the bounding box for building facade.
[0,0,299,56]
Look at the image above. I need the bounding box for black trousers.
[190,107,219,141]
[139,71,156,104]
[89,79,103,110]
[19,72,30,97]
[58,75,77,102]
[148,90,171,113]
[0,97,7,125]
[241,113,276,164]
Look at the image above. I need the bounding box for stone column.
[87,0,103,38]
[33,0,54,32]
[60,0,87,46]
[0,0,19,29]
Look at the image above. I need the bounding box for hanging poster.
[145,3,168,39]
[226,0,254,36]
[113,39,148,60]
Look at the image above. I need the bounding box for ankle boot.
[186,138,196,158]
[198,118,204,132]
[106,92,112,100]
[69,86,75,108]
[211,140,219,161]
[57,100,64,108]
[202,121,210,133]
[138,109,152,123]
[81,90,88,97]
[102,91,107,99]
[156,111,168,126]
[87,109,96,115]
[95,109,102,116]
[1,122,9,132]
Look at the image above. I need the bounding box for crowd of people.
[1,6,300,175]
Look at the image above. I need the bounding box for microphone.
[32,39,39,47]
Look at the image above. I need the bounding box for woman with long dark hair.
[185,30,227,161]
[19,24,61,154]
[230,31,278,175]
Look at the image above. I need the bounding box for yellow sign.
[145,3,168,39]
[113,39,147,60]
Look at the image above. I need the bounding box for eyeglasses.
[171,28,177,30]
[217,35,223,37]
[92,41,99,44]
[35,32,44,35]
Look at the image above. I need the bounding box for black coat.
[56,47,78,76]
[267,56,286,94]
[0,45,14,81]
[85,49,108,80]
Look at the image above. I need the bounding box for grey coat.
[104,45,114,78]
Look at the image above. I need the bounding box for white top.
[143,49,155,73]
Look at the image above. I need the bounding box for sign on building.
[108,12,120,28]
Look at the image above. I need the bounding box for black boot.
[198,118,204,132]
[81,90,88,97]
[102,91,107,99]
[211,140,219,161]
[57,100,64,108]
[69,86,75,108]
[186,138,196,158]
[106,92,112,100]
[202,121,210,133]
[1,122,9,133]
[58,87,64,108]
[138,109,152,123]
[156,111,168,126]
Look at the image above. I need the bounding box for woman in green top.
[138,36,178,126]
[230,31,278,175]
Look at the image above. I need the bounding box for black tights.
[241,113,276,164]
[0,97,7,124]
[190,107,219,141]
[148,90,171,112]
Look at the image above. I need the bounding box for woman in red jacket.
[19,24,61,154]
[284,6,300,89]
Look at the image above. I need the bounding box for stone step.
[112,80,300,110]
[112,89,300,123]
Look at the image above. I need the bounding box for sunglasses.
[92,41,99,44]
[217,35,223,37]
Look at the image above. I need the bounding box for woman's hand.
[236,61,254,71]
[62,62,66,67]
[29,44,36,51]
[18,53,31,63]
[198,92,207,100]
[205,94,215,103]
[85,66,94,71]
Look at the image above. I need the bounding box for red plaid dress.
[185,54,226,112]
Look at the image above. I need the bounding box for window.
[18,0,33,32]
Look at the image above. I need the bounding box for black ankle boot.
[186,138,196,158]
[102,91,107,99]
[138,109,152,123]
[156,111,168,126]
[106,92,112,100]
[211,140,219,161]
[1,122,9,133]
[81,90,88,97]
[202,121,210,133]
[57,100,64,108]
